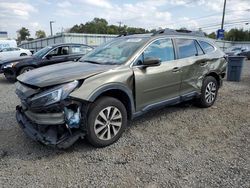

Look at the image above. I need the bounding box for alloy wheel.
[94,106,122,141]
[205,82,217,104]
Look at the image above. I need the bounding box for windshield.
[33,46,52,58]
[79,37,149,65]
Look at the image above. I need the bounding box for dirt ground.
[0,61,250,188]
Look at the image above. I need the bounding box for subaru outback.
[15,29,227,148]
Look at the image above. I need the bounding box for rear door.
[174,38,207,95]
[133,38,181,111]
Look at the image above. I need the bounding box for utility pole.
[117,21,122,29]
[221,0,227,30]
[50,21,55,36]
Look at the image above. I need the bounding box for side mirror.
[143,57,161,67]
[46,54,52,59]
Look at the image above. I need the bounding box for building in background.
[0,31,8,39]
[19,33,117,53]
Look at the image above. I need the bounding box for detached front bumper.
[16,105,86,149]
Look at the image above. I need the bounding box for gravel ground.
[0,61,250,188]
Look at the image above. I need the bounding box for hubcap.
[205,82,217,104]
[94,106,122,141]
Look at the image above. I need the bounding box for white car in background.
[0,47,32,60]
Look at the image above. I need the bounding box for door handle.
[172,67,181,73]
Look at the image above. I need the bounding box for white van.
[0,40,17,50]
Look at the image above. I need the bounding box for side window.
[70,45,92,55]
[195,41,204,55]
[48,47,60,56]
[176,39,197,59]
[199,41,215,54]
[61,46,69,55]
[143,38,175,62]
[48,46,69,56]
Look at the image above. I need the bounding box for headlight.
[30,80,79,107]
[3,62,19,69]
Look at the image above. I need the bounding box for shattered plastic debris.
[64,107,81,128]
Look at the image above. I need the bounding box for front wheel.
[19,66,34,75]
[86,97,127,147]
[20,53,27,56]
[196,76,218,108]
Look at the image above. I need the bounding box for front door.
[41,46,70,66]
[133,38,182,111]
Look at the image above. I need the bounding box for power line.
[165,9,249,27]
[200,18,250,28]
[200,20,250,29]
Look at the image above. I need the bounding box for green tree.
[207,32,216,39]
[225,28,250,41]
[35,30,46,38]
[68,18,150,35]
[17,27,30,41]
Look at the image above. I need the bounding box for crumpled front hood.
[17,61,114,88]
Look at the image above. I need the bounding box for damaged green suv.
[15,29,227,148]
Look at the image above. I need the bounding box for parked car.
[1,43,93,81]
[15,29,227,148]
[238,47,250,60]
[225,46,250,59]
[0,47,32,60]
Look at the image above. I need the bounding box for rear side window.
[175,39,197,59]
[143,38,175,62]
[199,41,215,54]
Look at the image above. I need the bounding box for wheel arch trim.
[87,83,136,117]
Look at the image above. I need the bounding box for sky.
[0,0,249,39]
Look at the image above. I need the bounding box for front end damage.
[15,81,88,149]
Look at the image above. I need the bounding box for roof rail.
[152,28,205,37]
[117,32,137,37]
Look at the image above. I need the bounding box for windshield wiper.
[80,60,101,64]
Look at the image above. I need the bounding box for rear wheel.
[86,97,127,147]
[196,76,218,108]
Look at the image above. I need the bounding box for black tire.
[86,96,127,147]
[196,76,218,108]
[18,66,34,76]
[20,53,27,56]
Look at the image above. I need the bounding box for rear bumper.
[16,105,85,148]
